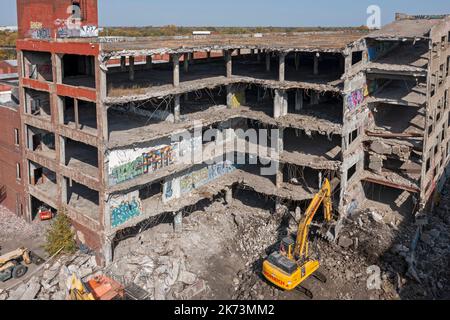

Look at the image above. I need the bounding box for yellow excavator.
[262,179,333,299]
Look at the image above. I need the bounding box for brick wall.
[17,0,98,40]
[0,105,24,216]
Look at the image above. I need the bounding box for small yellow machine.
[0,247,43,282]
[262,179,332,298]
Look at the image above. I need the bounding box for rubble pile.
[0,252,99,301]
[0,206,47,244]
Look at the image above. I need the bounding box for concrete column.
[59,136,66,165]
[207,51,211,62]
[173,211,183,233]
[174,94,181,122]
[274,89,288,118]
[294,53,300,71]
[172,54,180,87]
[257,49,262,62]
[129,56,135,81]
[55,54,63,84]
[225,50,233,78]
[276,163,284,188]
[103,236,113,266]
[279,52,286,82]
[61,175,68,204]
[257,87,263,103]
[295,89,304,112]
[311,92,320,105]
[146,55,153,69]
[266,52,271,72]
[314,53,319,75]
[183,53,189,73]
[74,98,79,129]
[225,187,233,205]
[120,56,126,72]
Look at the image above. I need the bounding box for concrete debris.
[1,251,101,301]
[338,236,354,249]
[179,280,207,300]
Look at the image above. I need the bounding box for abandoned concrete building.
[12,0,450,265]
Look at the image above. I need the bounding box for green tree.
[44,209,77,256]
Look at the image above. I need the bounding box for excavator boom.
[294,179,332,260]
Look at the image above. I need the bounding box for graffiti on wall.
[346,88,365,111]
[109,144,177,186]
[110,192,143,228]
[57,25,98,38]
[164,161,237,202]
[29,21,51,39]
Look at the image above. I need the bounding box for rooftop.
[96,31,367,58]
[367,16,449,39]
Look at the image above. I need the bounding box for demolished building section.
[358,15,450,219]
[14,1,450,265]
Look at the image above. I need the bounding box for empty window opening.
[14,128,19,146]
[16,163,21,180]
[64,138,99,178]
[25,88,51,117]
[26,126,56,157]
[62,54,96,88]
[30,196,56,221]
[23,51,53,82]
[60,96,97,132]
[66,179,99,220]
[349,128,359,146]
[347,163,357,182]
[352,51,363,65]
[28,161,57,197]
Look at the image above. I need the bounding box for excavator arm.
[294,179,332,261]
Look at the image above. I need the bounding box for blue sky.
[1,0,449,27]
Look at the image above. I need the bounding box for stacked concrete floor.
[16,14,450,264]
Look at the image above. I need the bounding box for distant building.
[0,80,23,217]
[192,31,211,35]
[0,26,18,32]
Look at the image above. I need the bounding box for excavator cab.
[279,236,295,260]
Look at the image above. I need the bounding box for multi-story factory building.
[13,0,450,264]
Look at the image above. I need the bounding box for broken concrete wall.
[420,16,450,206]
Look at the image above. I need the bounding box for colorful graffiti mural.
[346,88,365,111]
[109,145,177,185]
[110,193,143,228]
[164,161,237,202]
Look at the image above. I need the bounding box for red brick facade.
[17,0,98,40]
[0,104,24,217]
